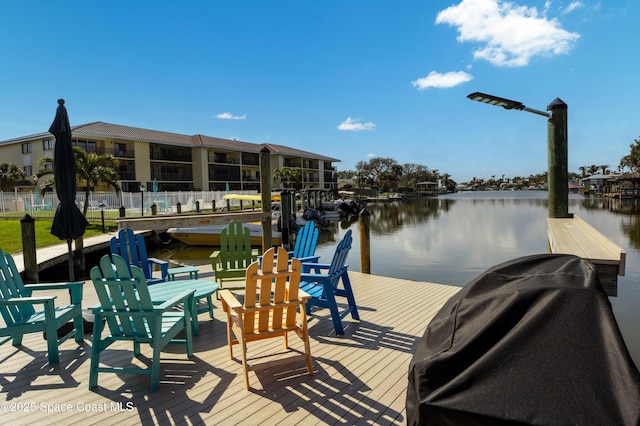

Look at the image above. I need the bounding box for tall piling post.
[359,211,371,274]
[21,214,38,283]
[260,146,272,252]
[547,98,569,218]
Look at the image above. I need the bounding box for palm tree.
[0,162,25,191]
[272,167,301,189]
[36,147,120,215]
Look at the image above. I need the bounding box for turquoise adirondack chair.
[209,220,259,298]
[0,249,84,363]
[89,254,195,392]
[299,230,359,335]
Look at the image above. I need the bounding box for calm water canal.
[163,191,640,368]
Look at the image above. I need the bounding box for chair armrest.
[299,289,312,301]
[296,255,320,263]
[148,257,169,280]
[0,296,56,306]
[301,262,330,273]
[25,281,84,304]
[24,281,84,291]
[156,289,195,312]
[300,272,330,281]
[210,251,226,272]
[219,289,242,313]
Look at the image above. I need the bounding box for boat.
[167,193,283,246]
[167,223,282,246]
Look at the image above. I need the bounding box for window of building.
[23,166,32,177]
[22,143,31,153]
[43,139,54,150]
[114,142,127,156]
[44,163,53,171]
[73,139,97,153]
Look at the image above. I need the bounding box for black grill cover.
[406,254,640,425]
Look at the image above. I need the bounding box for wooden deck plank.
[1,269,459,425]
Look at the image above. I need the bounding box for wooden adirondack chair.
[0,249,84,363]
[89,254,195,392]
[209,220,259,298]
[220,247,313,390]
[299,229,359,335]
[110,228,198,285]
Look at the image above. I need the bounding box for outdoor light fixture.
[140,184,145,216]
[467,92,550,118]
[466,91,569,218]
[98,202,105,233]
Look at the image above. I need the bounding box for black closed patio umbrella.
[49,99,88,281]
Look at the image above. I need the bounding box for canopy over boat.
[406,253,640,425]
[222,193,281,201]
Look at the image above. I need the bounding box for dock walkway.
[1,238,461,425]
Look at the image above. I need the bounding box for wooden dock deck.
[0,265,460,425]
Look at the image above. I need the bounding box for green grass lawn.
[0,219,118,254]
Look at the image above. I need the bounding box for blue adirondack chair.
[110,228,198,285]
[289,221,320,263]
[110,228,168,284]
[258,220,320,267]
[89,254,195,392]
[0,249,84,363]
[299,230,359,335]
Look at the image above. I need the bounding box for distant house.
[580,174,619,193]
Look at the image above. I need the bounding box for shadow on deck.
[0,271,460,425]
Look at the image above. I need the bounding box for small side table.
[167,265,199,281]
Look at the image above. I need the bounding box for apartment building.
[0,122,338,193]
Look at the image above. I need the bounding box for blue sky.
[1,1,638,183]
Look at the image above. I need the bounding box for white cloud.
[436,0,580,67]
[562,1,583,14]
[337,117,376,131]
[412,70,473,90]
[216,112,247,120]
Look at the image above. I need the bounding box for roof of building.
[0,121,339,162]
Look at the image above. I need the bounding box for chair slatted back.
[243,247,303,335]
[292,221,319,259]
[110,228,152,281]
[90,254,155,339]
[327,230,353,279]
[219,220,255,269]
[0,249,35,326]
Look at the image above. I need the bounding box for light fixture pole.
[98,202,105,233]
[467,92,569,218]
[140,184,145,217]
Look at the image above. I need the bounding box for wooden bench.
[547,215,625,296]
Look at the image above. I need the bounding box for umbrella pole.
[67,238,75,281]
